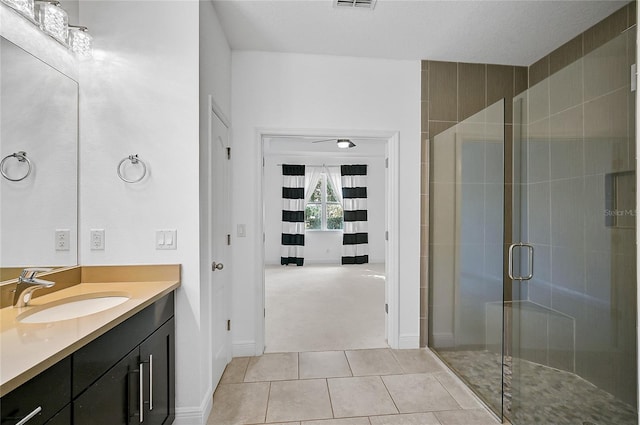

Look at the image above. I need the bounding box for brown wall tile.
[429,61,458,121]
[487,64,514,124]
[421,69,429,101]
[549,34,583,74]
[529,55,549,87]
[429,120,456,141]
[421,60,428,71]
[514,66,528,96]
[458,62,486,121]
[421,101,429,133]
[584,5,628,54]
[629,1,636,26]
[421,132,429,163]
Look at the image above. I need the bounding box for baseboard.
[432,332,455,348]
[398,334,420,349]
[233,340,257,357]
[173,385,213,425]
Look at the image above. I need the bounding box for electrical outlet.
[55,229,70,251]
[91,229,105,250]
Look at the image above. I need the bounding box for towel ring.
[1,151,32,182]
[117,154,147,183]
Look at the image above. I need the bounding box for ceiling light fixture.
[336,139,356,149]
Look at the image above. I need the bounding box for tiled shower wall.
[420,1,637,348]
[420,62,527,346]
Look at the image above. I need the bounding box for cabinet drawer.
[72,293,174,397]
[0,356,71,425]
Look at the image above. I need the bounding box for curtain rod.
[276,164,342,168]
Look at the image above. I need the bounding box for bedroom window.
[305,174,343,230]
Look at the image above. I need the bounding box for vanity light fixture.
[35,0,68,44]
[0,0,35,21]
[2,0,92,57]
[336,139,356,149]
[68,25,93,58]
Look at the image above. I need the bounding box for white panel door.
[210,110,231,386]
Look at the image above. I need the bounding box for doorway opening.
[260,133,397,353]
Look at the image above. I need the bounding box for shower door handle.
[508,243,534,281]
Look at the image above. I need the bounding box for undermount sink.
[17,293,130,324]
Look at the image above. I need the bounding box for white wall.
[263,155,386,265]
[231,51,421,354]
[78,1,207,422]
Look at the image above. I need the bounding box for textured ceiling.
[212,0,629,66]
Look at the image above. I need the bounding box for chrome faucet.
[13,268,54,308]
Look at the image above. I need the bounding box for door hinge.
[263,157,265,167]
[227,234,231,245]
[385,157,389,168]
[227,320,231,331]
[385,303,389,314]
[264,308,266,318]
[385,230,389,241]
[226,147,231,160]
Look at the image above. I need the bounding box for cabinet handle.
[16,406,42,425]
[149,354,153,411]
[139,362,144,423]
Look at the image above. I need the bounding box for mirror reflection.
[0,37,78,282]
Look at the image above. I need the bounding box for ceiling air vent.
[335,0,377,10]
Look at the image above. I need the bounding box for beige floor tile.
[433,372,481,409]
[264,423,301,425]
[220,357,251,384]
[391,349,446,374]
[245,352,298,382]
[434,409,499,425]
[208,382,270,425]
[369,413,441,425]
[266,379,333,423]
[302,419,370,425]
[346,349,403,376]
[328,376,398,417]
[382,374,460,413]
[299,351,352,379]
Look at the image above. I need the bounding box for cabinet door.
[0,356,71,425]
[73,349,140,425]
[44,405,70,425]
[139,318,174,425]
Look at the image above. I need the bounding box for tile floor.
[207,348,500,425]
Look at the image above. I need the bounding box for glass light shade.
[37,2,68,43]
[336,139,355,149]
[1,0,34,19]
[68,28,92,57]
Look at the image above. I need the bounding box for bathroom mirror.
[0,36,78,282]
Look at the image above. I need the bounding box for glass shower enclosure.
[429,28,637,425]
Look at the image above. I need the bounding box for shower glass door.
[510,27,637,425]
[429,99,505,420]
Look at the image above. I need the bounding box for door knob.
[212,262,224,271]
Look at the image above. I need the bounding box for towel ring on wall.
[117,154,147,183]
[1,151,32,182]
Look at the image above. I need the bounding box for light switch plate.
[156,229,177,250]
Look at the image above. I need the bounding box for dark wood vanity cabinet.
[0,356,71,425]
[1,293,175,425]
